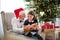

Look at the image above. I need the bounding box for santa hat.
[14,8,24,19]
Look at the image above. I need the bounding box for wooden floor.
[3,31,36,40]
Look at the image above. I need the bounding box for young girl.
[24,11,43,40]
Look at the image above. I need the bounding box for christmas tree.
[25,0,59,22]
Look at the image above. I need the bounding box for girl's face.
[28,14,34,21]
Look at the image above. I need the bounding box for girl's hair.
[28,11,37,20]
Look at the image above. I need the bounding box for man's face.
[19,14,25,20]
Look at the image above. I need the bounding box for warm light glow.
[40,12,44,16]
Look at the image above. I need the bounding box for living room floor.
[4,31,36,40]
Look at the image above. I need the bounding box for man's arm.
[11,18,19,32]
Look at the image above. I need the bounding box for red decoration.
[42,23,59,30]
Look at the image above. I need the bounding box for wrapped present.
[42,22,59,31]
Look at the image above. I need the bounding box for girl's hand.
[21,25,24,28]
[28,24,31,27]
[24,24,31,33]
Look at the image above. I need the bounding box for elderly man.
[11,8,26,34]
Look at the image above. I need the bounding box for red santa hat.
[14,8,24,19]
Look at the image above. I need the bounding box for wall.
[1,0,25,12]
[55,18,60,26]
